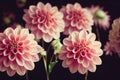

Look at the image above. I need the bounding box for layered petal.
[60,3,93,35]
[59,30,103,74]
[0,26,42,76]
[23,2,65,42]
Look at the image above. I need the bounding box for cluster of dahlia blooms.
[0,1,112,80]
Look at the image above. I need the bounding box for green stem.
[41,39,49,80]
[85,71,88,80]
[47,44,51,64]
[55,54,58,61]
[96,26,100,41]
[25,71,29,80]
[50,54,54,63]
[42,39,45,48]
[47,44,51,53]
[43,56,49,80]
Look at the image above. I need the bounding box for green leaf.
[48,61,58,73]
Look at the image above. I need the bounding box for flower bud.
[95,10,105,19]
[51,39,62,54]
[41,49,47,56]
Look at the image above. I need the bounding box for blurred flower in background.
[88,5,110,30]
[16,0,27,8]
[104,42,113,56]
[2,12,16,25]
[106,18,120,57]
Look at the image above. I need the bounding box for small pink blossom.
[60,3,93,35]
[59,30,103,74]
[109,18,120,57]
[0,26,43,76]
[23,2,65,42]
[103,42,113,56]
[88,5,110,30]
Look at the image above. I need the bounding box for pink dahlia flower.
[59,30,103,74]
[88,5,110,30]
[0,26,43,76]
[23,2,65,42]
[109,18,120,57]
[103,42,113,56]
[60,3,93,35]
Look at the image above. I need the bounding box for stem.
[47,44,51,53]
[41,39,49,80]
[47,44,51,64]
[96,26,100,41]
[55,54,58,61]
[50,54,54,63]
[49,52,58,64]
[85,71,88,80]
[42,39,44,48]
[43,56,49,80]
[25,71,29,80]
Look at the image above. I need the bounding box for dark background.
[0,0,120,80]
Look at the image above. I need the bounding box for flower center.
[11,43,17,52]
[67,10,81,20]
[73,40,90,60]
[37,11,55,28]
[8,41,23,54]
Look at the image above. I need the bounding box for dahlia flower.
[109,18,120,57]
[60,3,93,35]
[0,26,43,76]
[88,5,110,30]
[59,30,103,74]
[103,42,113,56]
[23,2,65,42]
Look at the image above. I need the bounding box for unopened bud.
[51,39,62,54]
[95,10,105,19]
[41,50,46,56]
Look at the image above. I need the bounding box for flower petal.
[62,60,68,68]
[31,54,40,62]
[4,28,14,35]
[0,63,6,72]
[23,60,34,70]
[59,53,67,60]
[16,54,24,66]
[69,61,78,73]
[88,63,96,72]
[93,57,102,65]
[16,66,26,76]
[7,68,16,77]
[78,64,87,74]
[43,34,53,42]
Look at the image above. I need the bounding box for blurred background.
[0,0,120,80]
